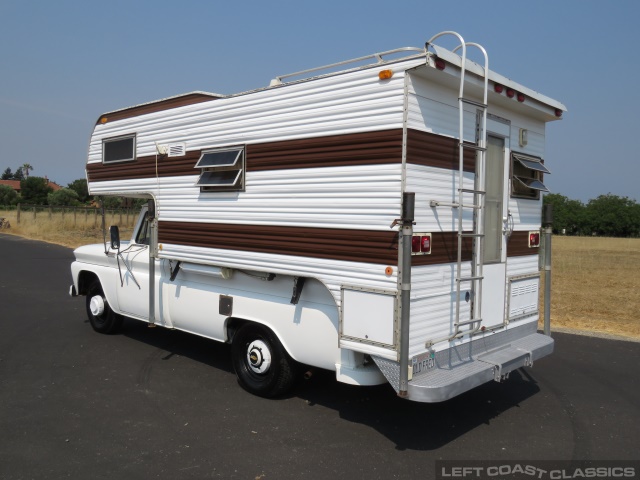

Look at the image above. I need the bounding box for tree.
[13,167,24,181]
[543,193,586,235]
[67,178,90,203]
[0,184,18,205]
[585,194,640,237]
[21,163,33,178]
[1,168,12,180]
[20,177,53,205]
[48,188,81,206]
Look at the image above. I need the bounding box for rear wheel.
[231,323,296,398]
[85,280,123,334]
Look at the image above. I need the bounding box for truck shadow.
[295,367,541,451]
[117,317,541,451]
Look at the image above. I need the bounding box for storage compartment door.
[340,288,397,348]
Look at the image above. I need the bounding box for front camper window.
[103,134,136,163]
[195,146,245,192]
[511,152,550,200]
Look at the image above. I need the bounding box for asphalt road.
[1,233,639,480]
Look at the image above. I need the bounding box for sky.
[0,0,638,202]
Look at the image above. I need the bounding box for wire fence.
[0,204,138,229]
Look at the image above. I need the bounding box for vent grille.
[168,143,186,157]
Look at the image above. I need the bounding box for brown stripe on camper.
[87,128,470,183]
[95,93,220,124]
[87,150,202,182]
[159,222,399,264]
[158,221,472,266]
[406,129,476,172]
[507,231,540,257]
[246,129,403,171]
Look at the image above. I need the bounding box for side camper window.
[195,146,245,192]
[510,152,550,200]
[103,134,136,163]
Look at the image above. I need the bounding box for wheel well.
[77,271,100,296]
[225,317,249,343]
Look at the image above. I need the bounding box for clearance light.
[378,69,393,80]
[555,109,563,118]
[435,58,446,71]
[529,232,540,248]
[385,266,394,276]
[494,84,504,94]
[506,88,515,98]
[412,233,432,255]
[517,92,525,102]
[100,117,108,124]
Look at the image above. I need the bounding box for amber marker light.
[378,69,393,80]
[100,117,108,124]
[385,266,394,276]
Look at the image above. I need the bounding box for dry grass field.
[0,207,135,248]
[2,207,638,339]
[542,236,640,339]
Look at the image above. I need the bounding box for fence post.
[17,204,21,224]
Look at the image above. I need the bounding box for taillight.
[412,233,432,255]
[555,108,563,118]
[506,88,515,98]
[517,92,525,102]
[435,58,446,71]
[494,83,504,94]
[412,236,421,253]
[529,232,540,248]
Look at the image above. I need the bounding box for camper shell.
[71,32,565,401]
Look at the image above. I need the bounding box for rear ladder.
[426,32,490,347]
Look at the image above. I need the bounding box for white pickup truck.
[69,205,385,398]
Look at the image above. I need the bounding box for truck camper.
[70,31,565,401]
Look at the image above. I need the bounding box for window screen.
[103,135,136,163]
[511,152,549,199]
[195,147,245,192]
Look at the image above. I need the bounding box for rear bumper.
[372,322,553,403]
[407,331,553,402]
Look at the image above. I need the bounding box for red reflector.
[420,236,431,253]
[435,58,446,70]
[555,108,563,118]
[529,232,540,248]
[494,84,504,94]
[517,92,525,102]
[506,88,515,98]
[412,236,421,253]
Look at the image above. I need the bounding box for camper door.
[480,121,510,329]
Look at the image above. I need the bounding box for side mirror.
[109,225,120,250]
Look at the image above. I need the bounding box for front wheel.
[85,280,123,334]
[231,323,297,398]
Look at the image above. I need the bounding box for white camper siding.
[158,243,398,308]
[90,164,403,231]
[406,74,477,141]
[409,262,472,357]
[87,60,423,168]
[405,163,474,232]
[507,255,539,277]
[509,197,544,231]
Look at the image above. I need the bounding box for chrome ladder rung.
[459,232,484,238]
[456,275,484,282]
[460,188,486,195]
[454,318,483,327]
[460,143,487,152]
[460,97,488,109]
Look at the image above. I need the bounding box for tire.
[231,323,297,398]
[85,280,123,334]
